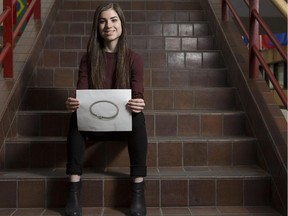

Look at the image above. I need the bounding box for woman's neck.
[104,41,118,53]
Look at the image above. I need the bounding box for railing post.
[249,0,259,79]
[27,0,41,19]
[3,0,14,78]
[13,0,16,25]
[222,0,229,21]
[34,0,41,19]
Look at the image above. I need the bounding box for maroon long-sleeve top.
[76,49,144,99]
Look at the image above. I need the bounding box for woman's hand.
[127,98,145,113]
[65,97,80,112]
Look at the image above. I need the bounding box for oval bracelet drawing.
[89,100,119,120]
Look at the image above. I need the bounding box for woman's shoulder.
[78,53,91,71]
[127,48,143,63]
[127,48,139,56]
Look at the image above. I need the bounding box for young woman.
[64,3,148,216]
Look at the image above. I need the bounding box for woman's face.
[98,8,122,45]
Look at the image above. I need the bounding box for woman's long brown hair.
[86,3,130,89]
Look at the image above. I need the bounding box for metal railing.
[0,0,41,78]
[222,0,287,109]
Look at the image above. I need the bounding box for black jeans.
[66,112,148,177]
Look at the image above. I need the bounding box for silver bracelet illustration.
[89,100,119,120]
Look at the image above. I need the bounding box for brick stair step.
[0,166,271,208]
[0,206,281,216]
[50,22,212,40]
[145,110,248,138]
[5,135,256,143]
[4,136,257,169]
[128,22,211,37]
[50,22,211,37]
[29,67,228,89]
[130,35,215,51]
[14,111,69,137]
[147,68,228,88]
[44,35,215,51]
[56,10,207,23]
[21,86,235,111]
[20,88,71,111]
[145,87,237,110]
[143,50,225,68]
[14,110,248,137]
[61,1,203,11]
[36,50,224,69]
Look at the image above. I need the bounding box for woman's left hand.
[127,98,145,113]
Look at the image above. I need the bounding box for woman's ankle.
[69,175,81,182]
[132,177,144,183]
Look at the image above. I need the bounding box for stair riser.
[61,1,203,12]
[4,139,257,169]
[14,112,247,137]
[51,21,211,36]
[0,178,271,208]
[21,87,235,111]
[30,68,227,89]
[36,50,223,70]
[45,35,215,52]
[58,8,206,22]
[147,69,228,88]
[145,88,237,110]
[146,112,247,138]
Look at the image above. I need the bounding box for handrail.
[270,0,288,18]
[0,0,41,78]
[252,45,287,107]
[13,0,40,40]
[222,0,287,109]
[0,6,10,23]
[251,9,287,61]
[0,43,12,63]
[222,0,248,39]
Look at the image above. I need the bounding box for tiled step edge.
[29,68,228,89]
[4,136,258,169]
[13,110,250,138]
[0,166,272,208]
[20,87,238,111]
[0,206,282,216]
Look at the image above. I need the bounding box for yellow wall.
[262,46,287,64]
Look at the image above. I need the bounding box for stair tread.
[145,86,234,90]
[5,136,256,142]
[55,20,209,24]
[23,87,234,92]
[41,49,222,52]
[16,109,244,114]
[0,165,269,179]
[23,86,233,92]
[0,206,281,216]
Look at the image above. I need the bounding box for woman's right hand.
[65,97,80,112]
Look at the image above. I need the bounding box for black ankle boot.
[130,181,146,216]
[64,181,82,216]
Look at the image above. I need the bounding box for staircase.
[0,0,283,215]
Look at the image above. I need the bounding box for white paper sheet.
[76,89,132,131]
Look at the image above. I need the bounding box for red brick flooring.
[0,206,282,216]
